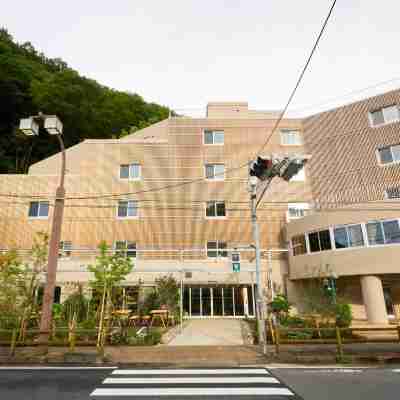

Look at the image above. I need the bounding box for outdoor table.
[150,309,169,328]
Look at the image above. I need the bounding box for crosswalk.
[90,368,298,398]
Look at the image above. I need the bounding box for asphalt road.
[0,366,399,399]
[273,367,400,400]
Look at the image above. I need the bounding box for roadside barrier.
[271,324,400,360]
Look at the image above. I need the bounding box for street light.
[19,113,66,345]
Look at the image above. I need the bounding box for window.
[120,163,141,180]
[281,129,302,145]
[369,105,400,127]
[287,203,309,221]
[28,201,49,218]
[366,221,384,245]
[206,201,226,218]
[366,220,400,245]
[385,186,400,199]
[205,164,225,180]
[383,220,400,243]
[308,229,332,253]
[333,224,364,249]
[207,241,227,258]
[117,200,138,218]
[59,241,72,257]
[377,144,400,165]
[292,235,307,256]
[114,241,136,258]
[204,130,224,145]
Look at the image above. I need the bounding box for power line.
[288,76,400,115]
[168,77,400,117]
[256,0,337,157]
[0,0,338,202]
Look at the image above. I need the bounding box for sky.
[2,0,400,116]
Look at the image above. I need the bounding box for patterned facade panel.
[303,89,400,204]
[0,114,310,260]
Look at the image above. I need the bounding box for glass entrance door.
[202,287,211,316]
[212,287,223,316]
[191,287,201,316]
[182,285,254,318]
[223,286,234,316]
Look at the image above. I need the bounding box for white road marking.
[112,368,269,375]
[299,369,363,373]
[103,376,280,384]
[268,365,373,369]
[392,369,400,373]
[0,366,117,370]
[91,387,294,396]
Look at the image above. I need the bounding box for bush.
[61,288,90,324]
[144,328,162,345]
[77,318,97,341]
[280,315,309,328]
[286,330,313,340]
[270,295,290,314]
[335,303,352,327]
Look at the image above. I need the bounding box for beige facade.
[1,90,400,322]
[287,89,400,324]
[0,102,311,318]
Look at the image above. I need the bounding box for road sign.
[232,251,240,272]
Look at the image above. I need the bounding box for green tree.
[0,231,48,339]
[0,250,24,328]
[88,241,133,347]
[0,28,170,173]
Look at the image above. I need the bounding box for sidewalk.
[167,319,246,346]
[1,342,400,366]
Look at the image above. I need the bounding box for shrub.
[280,315,309,328]
[61,287,90,324]
[270,295,290,314]
[286,330,313,340]
[335,303,352,328]
[144,328,162,345]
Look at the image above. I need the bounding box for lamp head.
[44,116,63,135]
[19,118,39,136]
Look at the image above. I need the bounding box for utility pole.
[248,175,267,355]
[19,114,65,345]
[248,154,311,356]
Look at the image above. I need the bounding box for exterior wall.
[286,202,400,280]
[303,88,400,204]
[0,109,310,296]
[286,276,368,319]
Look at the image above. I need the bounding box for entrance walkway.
[168,319,245,346]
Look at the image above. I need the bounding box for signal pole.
[248,175,267,355]
[248,154,310,356]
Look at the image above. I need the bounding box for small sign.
[232,251,240,272]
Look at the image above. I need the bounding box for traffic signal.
[279,157,307,181]
[249,157,273,180]
[232,251,240,272]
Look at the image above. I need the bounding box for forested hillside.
[0,28,170,173]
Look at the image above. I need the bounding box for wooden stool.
[141,315,151,327]
[128,315,138,327]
